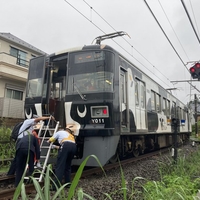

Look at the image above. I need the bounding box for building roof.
[0,32,46,55]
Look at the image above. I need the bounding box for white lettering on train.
[92,119,105,123]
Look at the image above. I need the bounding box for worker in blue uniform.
[47,124,77,189]
[7,115,54,176]
[15,133,40,187]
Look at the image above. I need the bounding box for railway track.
[0,147,171,199]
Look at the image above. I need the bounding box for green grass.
[142,149,200,200]
[0,119,197,199]
[13,155,105,200]
[11,148,200,200]
[0,166,8,173]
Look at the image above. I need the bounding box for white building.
[0,33,46,119]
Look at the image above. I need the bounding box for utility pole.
[195,94,198,137]
[172,118,178,163]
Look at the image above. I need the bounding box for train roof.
[49,44,114,57]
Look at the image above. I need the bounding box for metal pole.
[174,119,178,163]
[172,117,178,163]
[195,94,198,137]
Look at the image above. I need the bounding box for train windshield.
[67,51,114,94]
[26,55,46,98]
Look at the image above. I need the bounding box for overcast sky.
[1,0,200,104]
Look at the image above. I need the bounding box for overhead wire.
[143,0,200,100]
[189,0,200,38]
[64,0,199,93]
[181,0,200,96]
[83,0,174,88]
[63,0,107,35]
[157,0,190,98]
[144,0,189,73]
[181,0,200,44]
[83,0,172,86]
[64,0,172,88]
[158,0,190,61]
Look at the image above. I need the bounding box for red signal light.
[190,67,195,73]
[195,63,200,68]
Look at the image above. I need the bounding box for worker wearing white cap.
[48,124,77,190]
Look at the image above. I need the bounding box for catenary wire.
[158,0,190,61]
[181,0,200,44]
[144,0,200,102]
[157,0,190,98]
[83,0,172,85]
[84,0,200,95]
[144,0,189,73]
[189,0,200,39]
[64,0,173,88]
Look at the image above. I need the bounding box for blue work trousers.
[15,149,34,187]
[55,142,76,186]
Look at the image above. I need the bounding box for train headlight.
[91,106,109,118]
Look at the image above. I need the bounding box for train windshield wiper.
[74,83,87,101]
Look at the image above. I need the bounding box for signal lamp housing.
[189,63,200,80]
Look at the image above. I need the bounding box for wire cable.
[83,0,172,85]
[158,0,190,61]
[144,0,189,73]
[64,0,172,88]
[189,0,200,39]
[181,0,200,44]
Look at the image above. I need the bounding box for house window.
[6,88,23,100]
[5,84,24,100]
[10,46,28,67]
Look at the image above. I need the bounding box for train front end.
[24,45,120,167]
[65,46,119,166]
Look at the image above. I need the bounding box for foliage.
[10,149,200,199]
[0,142,15,159]
[13,155,106,200]
[0,126,15,168]
[142,149,200,200]
[191,121,200,136]
[143,175,199,200]
[0,125,12,141]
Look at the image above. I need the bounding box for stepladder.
[24,117,60,182]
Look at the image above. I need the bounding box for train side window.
[177,107,182,119]
[166,99,170,117]
[120,73,126,104]
[135,81,139,106]
[180,108,183,119]
[183,109,186,120]
[172,101,176,118]
[151,91,155,111]
[162,98,167,115]
[156,93,161,113]
[140,83,145,108]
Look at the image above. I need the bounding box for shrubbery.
[0,126,15,163]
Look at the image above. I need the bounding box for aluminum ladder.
[24,117,60,182]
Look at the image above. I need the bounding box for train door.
[48,55,68,127]
[120,69,130,132]
[135,79,147,130]
[49,76,66,126]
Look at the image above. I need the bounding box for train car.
[24,33,191,167]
